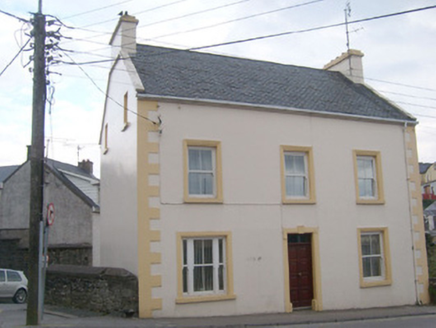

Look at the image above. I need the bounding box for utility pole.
[26,0,46,325]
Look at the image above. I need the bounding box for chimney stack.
[78,159,93,175]
[324,49,364,84]
[109,13,138,58]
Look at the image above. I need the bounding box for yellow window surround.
[353,150,385,205]
[280,145,316,204]
[183,139,223,203]
[176,231,236,304]
[357,227,392,288]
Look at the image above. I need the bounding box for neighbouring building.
[0,155,100,269]
[99,14,428,318]
[420,162,436,200]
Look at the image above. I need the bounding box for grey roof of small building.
[420,163,433,174]
[131,44,415,122]
[424,201,436,216]
[46,159,98,181]
[0,165,20,183]
[0,159,99,209]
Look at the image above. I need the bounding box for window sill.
[176,293,236,304]
[282,198,316,205]
[360,278,392,288]
[184,196,223,204]
[356,199,385,205]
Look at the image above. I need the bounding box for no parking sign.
[46,203,55,226]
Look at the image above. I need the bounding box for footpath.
[1,304,436,328]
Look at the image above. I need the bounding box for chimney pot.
[78,159,93,175]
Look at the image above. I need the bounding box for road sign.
[46,203,55,226]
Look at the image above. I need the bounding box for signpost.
[38,202,54,320]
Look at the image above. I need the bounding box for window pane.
[182,267,188,293]
[219,239,223,263]
[286,176,306,197]
[218,265,224,290]
[183,240,187,265]
[371,257,382,276]
[361,235,371,255]
[204,266,213,291]
[370,235,381,255]
[188,148,201,170]
[189,173,213,195]
[203,240,213,264]
[194,240,203,264]
[285,154,305,174]
[194,267,203,291]
[362,258,371,277]
[359,179,374,197]
[200,149,213,170]
[0,271,5,282]
[189,173,201,195]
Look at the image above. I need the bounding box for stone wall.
[45,265,138,316]
[0,229,92,273]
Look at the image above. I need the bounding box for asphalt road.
[2,301,436,328]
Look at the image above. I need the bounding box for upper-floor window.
[281,146,316,204]
[122,92,129,131]
[184,140,223,203]
[357,156,377,198]
[353,150,384,204]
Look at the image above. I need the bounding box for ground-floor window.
[357,228,392,288]
[182,237,226,295]
[176,232,235,303]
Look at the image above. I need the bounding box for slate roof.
[0,159,99,208]
[0,165,20,183]
[131,44,415,122]
[424,201,436,216]
[420,163,433,175]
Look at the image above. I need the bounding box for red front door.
[288,234,314,308]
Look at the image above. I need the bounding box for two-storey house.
[99,14,428,318]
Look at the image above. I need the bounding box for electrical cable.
[81,0,191,28]
[0,9,29,23]
[150,0,323,40]
[0,38,31,77]
[187,4,436,51]
[63,0,135,19]
[61,51,158,125]
[140,0,250,29]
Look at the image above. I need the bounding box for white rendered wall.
[153,102,416,317]
[99,58,140,275]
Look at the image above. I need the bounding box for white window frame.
[283,151,309,199]
[357,155,377,199]
[182,237,226,296]
[187,146,217,198]
[360,232,384,280]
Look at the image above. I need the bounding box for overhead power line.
[81,0,191,28]
[188,4,436,51]
[0,38,31,77]
[0,9,29,22]
[61,51,158,125]
[140,0,250,29]
[150,0,323,40]
[63,0,135,19]
[367,78,436,92]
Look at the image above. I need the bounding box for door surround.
[283,226,322,312]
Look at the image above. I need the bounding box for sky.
[0,0,435,178]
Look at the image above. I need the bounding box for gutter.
[137,94,417,125]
